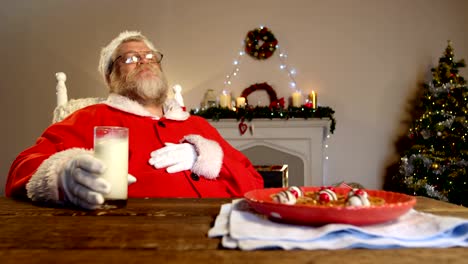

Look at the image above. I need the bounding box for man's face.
[115,41,160,78]
[109,41,168,105]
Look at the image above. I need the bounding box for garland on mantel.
[190,106,336,134]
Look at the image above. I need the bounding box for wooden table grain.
[0,196,466,263]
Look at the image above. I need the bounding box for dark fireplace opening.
[242,145,305,186]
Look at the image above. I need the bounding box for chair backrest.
[52,72,105,123]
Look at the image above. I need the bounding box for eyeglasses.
[107,51,163,75]
[114,51,163,65]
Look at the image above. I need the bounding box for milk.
[94,136,129,200]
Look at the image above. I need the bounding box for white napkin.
[208,199,468,250]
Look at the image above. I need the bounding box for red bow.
[269,97,285,109]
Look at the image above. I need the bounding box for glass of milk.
[93,126,129,208]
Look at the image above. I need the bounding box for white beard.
[110,67,169,105]
[133,73,169,102]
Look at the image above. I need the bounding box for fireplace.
[209,119,330,186]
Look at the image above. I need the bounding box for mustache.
[127,64,160,80]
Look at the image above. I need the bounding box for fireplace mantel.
[209,118,330,186]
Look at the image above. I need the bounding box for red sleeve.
[5,111,95,198]
[190,116,264,196]
[218,147,264,197]
[6,138,54,198]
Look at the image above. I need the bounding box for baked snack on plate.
[244,186,416,226]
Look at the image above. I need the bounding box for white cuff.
[182,135,223,180]
[26,148,92,204]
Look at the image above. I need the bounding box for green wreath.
[244,27,278,60]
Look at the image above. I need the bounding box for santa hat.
[98,30,158,82]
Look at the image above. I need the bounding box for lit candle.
[308,91,317,109]
[219,91,231,108]
[291,91,302,107]
[236,97,246,108]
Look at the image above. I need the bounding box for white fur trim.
[182,135,223,180]
[98,31,158,83]
[26,148,92,204]
[52,93,189,124]
[53,97,105,123]
[104,93,153,117]
[104,93,189,120]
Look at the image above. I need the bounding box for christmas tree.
[393,41,468,206]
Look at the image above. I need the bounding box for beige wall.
[1,0,467,195]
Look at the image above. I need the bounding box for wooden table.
[0,196,467,263]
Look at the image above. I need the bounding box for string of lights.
[222,26,304,97]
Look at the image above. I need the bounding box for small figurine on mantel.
[203,89,217,108]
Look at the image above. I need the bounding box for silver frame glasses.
[108,51,164,75]
[115,51,163,65]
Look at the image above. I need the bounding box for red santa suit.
[6,94,264,203]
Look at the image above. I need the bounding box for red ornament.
[354,189,365,196]
[289,189,299,198]
[319,192,330,203]
[269,97,285,109]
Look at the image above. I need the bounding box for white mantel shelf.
[209,118,330,186]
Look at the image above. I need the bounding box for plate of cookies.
[244,186,416,226]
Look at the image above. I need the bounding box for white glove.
[58,154,137,210]
[148,142,197,173]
